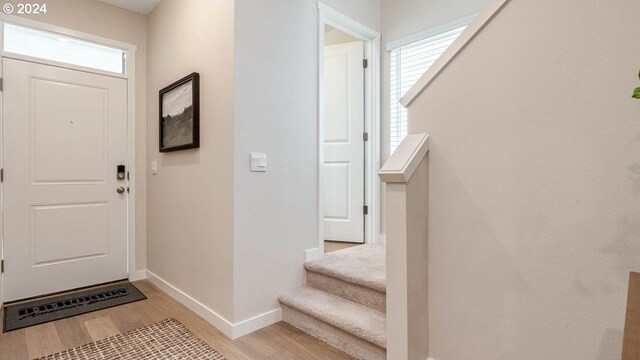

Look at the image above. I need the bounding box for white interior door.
[3,58,128,302]
[323,41,365,243]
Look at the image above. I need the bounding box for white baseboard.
[145,270,282,339]
[305,247,323,262]
[232,307,282,338]
[146,270,235,337]
[129,270,147,282]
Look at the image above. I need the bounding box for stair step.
[278,287,386,349]
[304,245,386,293]
[281,304,385,360]
[306,270,386,312]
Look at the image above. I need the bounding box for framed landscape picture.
[159,72,200,152]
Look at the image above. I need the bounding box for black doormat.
[3,282,146,332]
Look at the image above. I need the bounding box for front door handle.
[116,187,126,194]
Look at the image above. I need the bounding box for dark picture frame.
[159,72,200,152]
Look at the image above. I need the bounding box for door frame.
[314,3,381,258]
[0,14,139,305]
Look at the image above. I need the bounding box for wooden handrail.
[400,0,512,107]
[379,133,429,183]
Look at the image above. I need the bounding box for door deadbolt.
[117,165,126,180]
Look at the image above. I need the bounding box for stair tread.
[305,245,386,292]
[279,287,386,349]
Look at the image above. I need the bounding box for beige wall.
[144,0,380,330]
[9,0,148,272]
[408,0,640,358]
[379,0,489,235]
[325,26,360,46]
[146,0,235,320]
[8,0,382,335]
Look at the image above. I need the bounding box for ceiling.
[98,0,161,15]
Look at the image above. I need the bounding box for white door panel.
[31,202,108,265]
[323,41,365,243]
[32,78,108,182]
[3,58,128,301]
[323,161,350,220]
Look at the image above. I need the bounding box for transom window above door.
[3,23,126,74]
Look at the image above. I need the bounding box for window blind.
[389,24,468,153]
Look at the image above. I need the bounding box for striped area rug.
[36,318,226,360]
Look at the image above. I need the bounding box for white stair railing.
[379,133,430,360]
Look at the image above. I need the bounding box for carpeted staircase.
[278,245,386,360]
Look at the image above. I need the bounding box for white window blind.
[389,24,468,153]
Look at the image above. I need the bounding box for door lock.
[117,165,126,180]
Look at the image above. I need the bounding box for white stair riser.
[282,305,386,360]
[306,270,386,313]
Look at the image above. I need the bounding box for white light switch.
[250,153,267,172]
[151,160,158,175]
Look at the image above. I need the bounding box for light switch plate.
[250,152,267,172]
[151,160,158,175]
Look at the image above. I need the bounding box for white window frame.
[0,16,134,79]
[3,23,127,75]
[387,14,477,154]
[0,13,141,306]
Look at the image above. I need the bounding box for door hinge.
[363,132,369,142]
[363,205,369,215]
[127,171,130,181]
[0,77,4,92]
[1,260,4,273]
[363,59,368,69]
[1,168,3,182]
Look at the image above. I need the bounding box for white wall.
[231,0,381,326]
[147,0,235,321]
[232,0,319,324]
[11,0,149,273]
[321,0,381,31]
[407,0,640,359]
[381,0,487,43]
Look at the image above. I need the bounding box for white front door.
[3,58,128,302]
[323,41,365,243]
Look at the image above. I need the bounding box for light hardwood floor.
[0,280,353,360]
[324,241,360,253]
